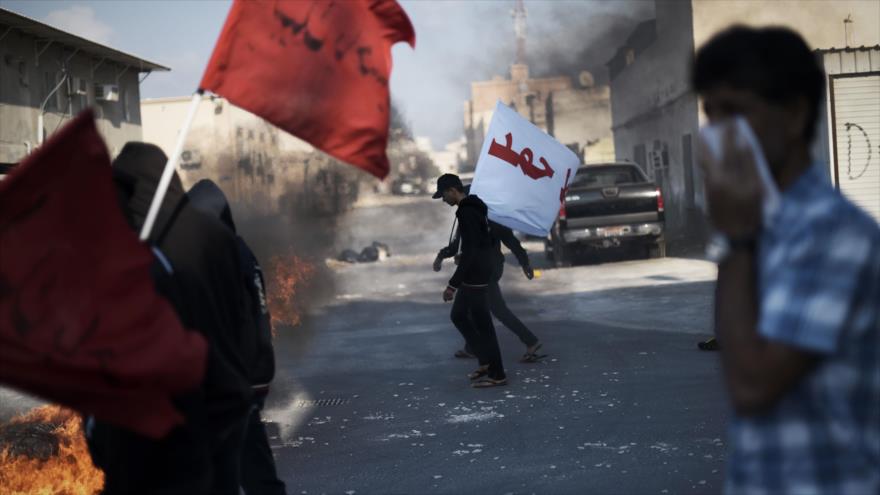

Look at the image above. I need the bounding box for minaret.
[511,0,527,65]
[510,0,529,85]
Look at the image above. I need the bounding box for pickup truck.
[545,162,665,266]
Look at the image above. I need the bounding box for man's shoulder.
[784,186,879,244]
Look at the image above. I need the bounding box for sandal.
[520,343,547,363]
[471,377,508,388]
[454,349,477,359]
[698,338,720,351]
[519,352,548,363]
[467,367,489,380]
[525,342,543,355]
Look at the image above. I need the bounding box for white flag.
[470,101,580,237]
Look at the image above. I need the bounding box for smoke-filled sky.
[2,0,653,149]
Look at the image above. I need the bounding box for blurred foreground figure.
[189,179,287,495]
[693,27,879,494]
[92,143,252,494]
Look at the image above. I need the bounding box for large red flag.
[0,111,208,439]
[200,0,415,179]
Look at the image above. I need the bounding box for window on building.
[625,49,635,66]
[248,130,254,140]
[17,60,29,88]
[43,72,58,111]
[633,144,647,175]
[682,134,695,208]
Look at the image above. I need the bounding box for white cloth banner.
[469,101,580,237]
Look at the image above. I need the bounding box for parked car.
[391,178,421,195]
[545,162,665,266]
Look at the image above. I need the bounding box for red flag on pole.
[0,111,208,439]
[200,0,415,179]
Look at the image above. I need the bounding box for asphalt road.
[0,195,727,494]
[266,196,727,495]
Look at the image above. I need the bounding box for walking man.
[694,26,879,494]
[433,174,507,388]
[434,200,544,362]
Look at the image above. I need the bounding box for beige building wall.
[141,95,313,216]
[690,0,880,129]
[464,63,613,169]
[692,0,880,51]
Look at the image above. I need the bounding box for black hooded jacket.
[448,194,493,288]
[111,143,252,429]
[188,179,276,390]
[439,220,530,282]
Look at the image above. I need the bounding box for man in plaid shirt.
[693,27,880,494]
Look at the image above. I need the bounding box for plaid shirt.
[724,164,880,495]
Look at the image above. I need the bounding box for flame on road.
[266,253,315,330]
[0,405,104,495]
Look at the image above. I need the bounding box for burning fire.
[0,405,104,495]
[266,253,314,330]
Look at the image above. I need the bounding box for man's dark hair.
[692,26,825,141]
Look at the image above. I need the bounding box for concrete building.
[607,0,880,252]
[815,46,880,222]
[0,8,167,173]
[462,0,614,172]
[141,95,314,215]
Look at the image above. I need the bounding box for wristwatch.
[706,233,757,263]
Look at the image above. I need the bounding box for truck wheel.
[544,239,555,263]
[554,241,572,268]
[647,240,667,259]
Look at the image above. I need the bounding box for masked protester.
[432,174,507,388]
[693,27,880,494]
[188,179,287,495]
[91,142,253,495]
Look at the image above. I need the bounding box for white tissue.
[698,116,780,226]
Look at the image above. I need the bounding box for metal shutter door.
[832,74,880,222]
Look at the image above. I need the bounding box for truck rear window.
[571,166,644,187]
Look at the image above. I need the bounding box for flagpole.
[139,90,203,241]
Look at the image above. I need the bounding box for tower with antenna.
[511,0,527,65]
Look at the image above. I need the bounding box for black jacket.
[89,143,253,494]
[448,195,493,288]
[439,220,530,282]
[112,143,252,430]
[188,179,276,389]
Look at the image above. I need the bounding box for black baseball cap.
[432,173,463,199]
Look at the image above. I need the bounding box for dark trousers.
[88,420,213,495]
[241,396,287,495]
[211,415,249,495]
[465,279,538,353]
[451,285,505,380]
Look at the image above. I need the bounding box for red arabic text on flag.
[200,0,415,179]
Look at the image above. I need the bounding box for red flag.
[0,111,208,439]
[200,0,415,179]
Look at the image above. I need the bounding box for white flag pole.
[139,90,203,241]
